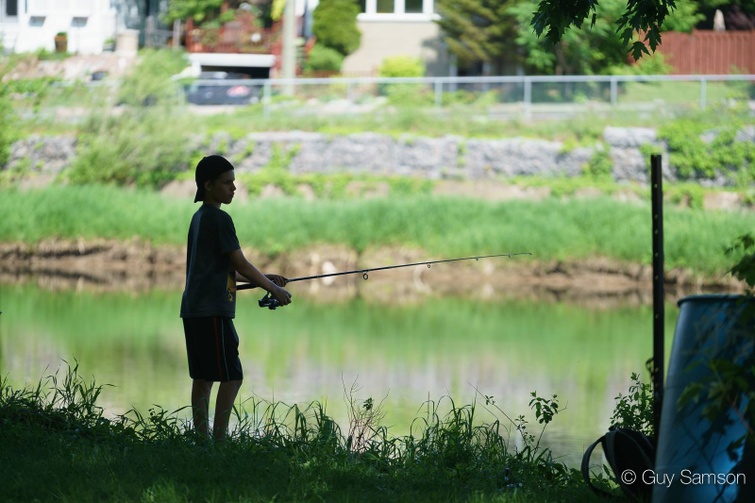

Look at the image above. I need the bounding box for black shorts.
[182,316,243,382]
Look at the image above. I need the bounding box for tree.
[164,0,274,26]
[435,0,521,75]
[312,0,361,57]
[531,0,678,60]
[513,0,633,75]
[661,0,706,32]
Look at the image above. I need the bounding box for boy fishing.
[180,154,292,441]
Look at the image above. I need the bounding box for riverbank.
[1,186,752,304]
[0,238,742,307]
[0,364,606,503]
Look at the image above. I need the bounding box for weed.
[609,371,654,437]
[1,362,601,502]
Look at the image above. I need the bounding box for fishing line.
[240,252,532,309]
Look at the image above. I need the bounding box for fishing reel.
[258,292,282,310]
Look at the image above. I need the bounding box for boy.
[180,155,292,441]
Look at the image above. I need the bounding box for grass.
[0,363,615,503]
[1,185,754,277]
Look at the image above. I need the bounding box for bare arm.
[229,249,292,306]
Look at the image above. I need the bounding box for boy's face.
[204,170,236,206]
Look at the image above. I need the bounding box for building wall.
[342,20,449,77]
[0,0,117,54]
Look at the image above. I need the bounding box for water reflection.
[0,278,678,467]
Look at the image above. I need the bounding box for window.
[359,0,434,17]
[405,0,423,13]
[6,0,18,16]
[376,0,393,14]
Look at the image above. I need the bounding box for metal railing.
[14,74,755,124]
[188,74,755,119]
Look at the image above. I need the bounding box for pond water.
[0,278,679,467]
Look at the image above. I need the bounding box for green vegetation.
[312,0,361,57]
[0,362,613,502]
[303,44,344,74]
[530,0,676,60]
[67,49,193,188]
[1,185,753,277]
[658,106,755,186]
[379,55,426,78]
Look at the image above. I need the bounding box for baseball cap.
[194,155,235,203]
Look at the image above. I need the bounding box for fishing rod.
[239,252,532,310]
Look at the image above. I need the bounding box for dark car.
[184,72,259,105]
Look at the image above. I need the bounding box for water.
[0,279,678,467]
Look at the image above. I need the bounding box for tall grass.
[1,185,753,276]
[0,363,609,502]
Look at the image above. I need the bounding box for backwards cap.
[194,155,234,203]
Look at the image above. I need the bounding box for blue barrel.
[654,295,754,503]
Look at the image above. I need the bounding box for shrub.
[377,56,429,107]
[69,107,191,188]
[582,145,613,181]
[0,64,15,166]
[304,44,344,74]
[384,84,434,107]
[116,48,187,107]
[312,0,361,57]
[610,372,654,437]
[66,49,193,188]
[608,51,672,76]
[378,55,426,78]
[658,108,755,186]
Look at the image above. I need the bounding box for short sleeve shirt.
[180,205,241,318]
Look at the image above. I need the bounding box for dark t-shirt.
[180,205,241,318]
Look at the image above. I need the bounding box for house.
[304,0,451,77]
[0,0,164,55]
[155,0,452,79]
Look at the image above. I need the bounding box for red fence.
[656,30,755,74]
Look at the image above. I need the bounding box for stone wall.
[5,127,669,184]
[198,127,665,183]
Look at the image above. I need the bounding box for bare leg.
[191,379,214,438]
[213,380,242,441]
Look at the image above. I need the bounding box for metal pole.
[523,77,532,120]
[281,0,296,95]
[651,154,665,439]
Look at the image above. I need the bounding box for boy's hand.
[266,274,288,287]
[271,285,292,306]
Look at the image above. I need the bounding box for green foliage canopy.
[164,0,235,24]
[312,0,361,57]
[531,0,678,60]
[513,0,633,75]
[435,0,521,74]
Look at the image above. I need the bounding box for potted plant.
[54,32,67,53]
